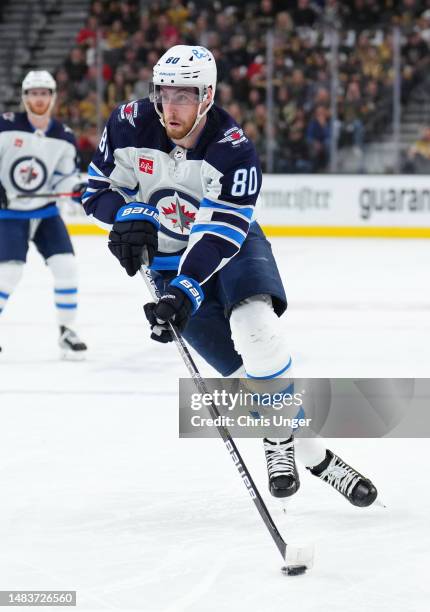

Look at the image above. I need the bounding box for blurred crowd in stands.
[53,0,430,172]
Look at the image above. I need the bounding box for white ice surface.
[0,236,429,611]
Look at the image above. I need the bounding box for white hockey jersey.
[0,111,79,219]
[83,99,262,285]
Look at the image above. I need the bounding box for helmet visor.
[150,84,204,105]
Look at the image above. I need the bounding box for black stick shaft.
[140,266,287,560]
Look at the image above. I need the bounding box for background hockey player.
[83,45,377,507]
[0,71,87,359]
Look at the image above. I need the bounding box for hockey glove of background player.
[71,181,88,203]
[0,181,8,209]
[144,275,204,343]
[108,203,160,276]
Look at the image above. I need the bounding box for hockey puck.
[281,565,307,576]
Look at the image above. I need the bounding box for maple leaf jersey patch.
[217,127,248,146]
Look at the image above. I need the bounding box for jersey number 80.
[231,166,258,197]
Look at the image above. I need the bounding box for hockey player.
[0,71,87,359]
[83,45,377,507]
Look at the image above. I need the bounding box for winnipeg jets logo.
[20,164,38,183]
[149,188,199,242]
[218,127,247,146]
[10,156,47,193]
[162,194,195,233]
[119,101,138,127]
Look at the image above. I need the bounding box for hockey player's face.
[160,87,200,140]
[25,89,52,116]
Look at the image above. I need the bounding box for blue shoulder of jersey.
[107,98,167,152]
[204,105,260,175]
[0,112,30,133]
[0,112,77,148]
[47,120,77,146]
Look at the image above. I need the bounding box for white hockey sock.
[295,437,327,468]
[46,254,79,327]
[0,261,24,315]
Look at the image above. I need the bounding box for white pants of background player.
[229,294,327,468]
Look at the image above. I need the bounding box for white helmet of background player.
[151,45,217,137]
[21,70,57,117]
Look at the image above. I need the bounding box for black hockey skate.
[59,326,87,360]
[264,437,300,498]
[308,450,377,507]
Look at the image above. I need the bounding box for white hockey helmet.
[22,70,57,117]
[151,45,217,137]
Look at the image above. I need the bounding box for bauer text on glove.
[108,203,159,276]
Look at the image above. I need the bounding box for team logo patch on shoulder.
[218,127,248,146]
[119,101,138,127]
[2,112,15,122]
[139,157,154,174]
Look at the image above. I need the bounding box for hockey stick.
[140,263,314,573]
[16,192,81,199]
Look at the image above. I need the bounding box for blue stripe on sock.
[246,357,293,380]
[55,303,77,309]
[0,291,9,299]
[54,288,78,295]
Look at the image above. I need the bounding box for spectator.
[166,0,189,30]
[76,16,99,47]
[284,123,314,173]
[78,124,100,168]
[403,127,430,173]
[105,19,128,50]
[339,81,365,150]
[254,0,277,30]
[119,1,139,34]
[79,91,110,124]
[156,14,180,48]
[293,0,318,27]
[306,105,331,170]
[63,47,88,82]
[106,70,133,108]
[131,66,152,100]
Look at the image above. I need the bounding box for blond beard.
[164,116,196,140]
[27,103,50,116]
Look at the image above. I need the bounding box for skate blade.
[373,497,387,509]
[285,543,315,570]
[60,349,87,362]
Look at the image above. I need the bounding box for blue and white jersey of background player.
[83,99,262,285]
[0,112,80,219]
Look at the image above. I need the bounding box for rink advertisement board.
[61,174,430,238]
[179,378,427,438]
[258,174,430,238]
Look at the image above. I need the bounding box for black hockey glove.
[0,181,8,209]
[108,203,160,276]
[144,275,204,343]
[71,181,87,203]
